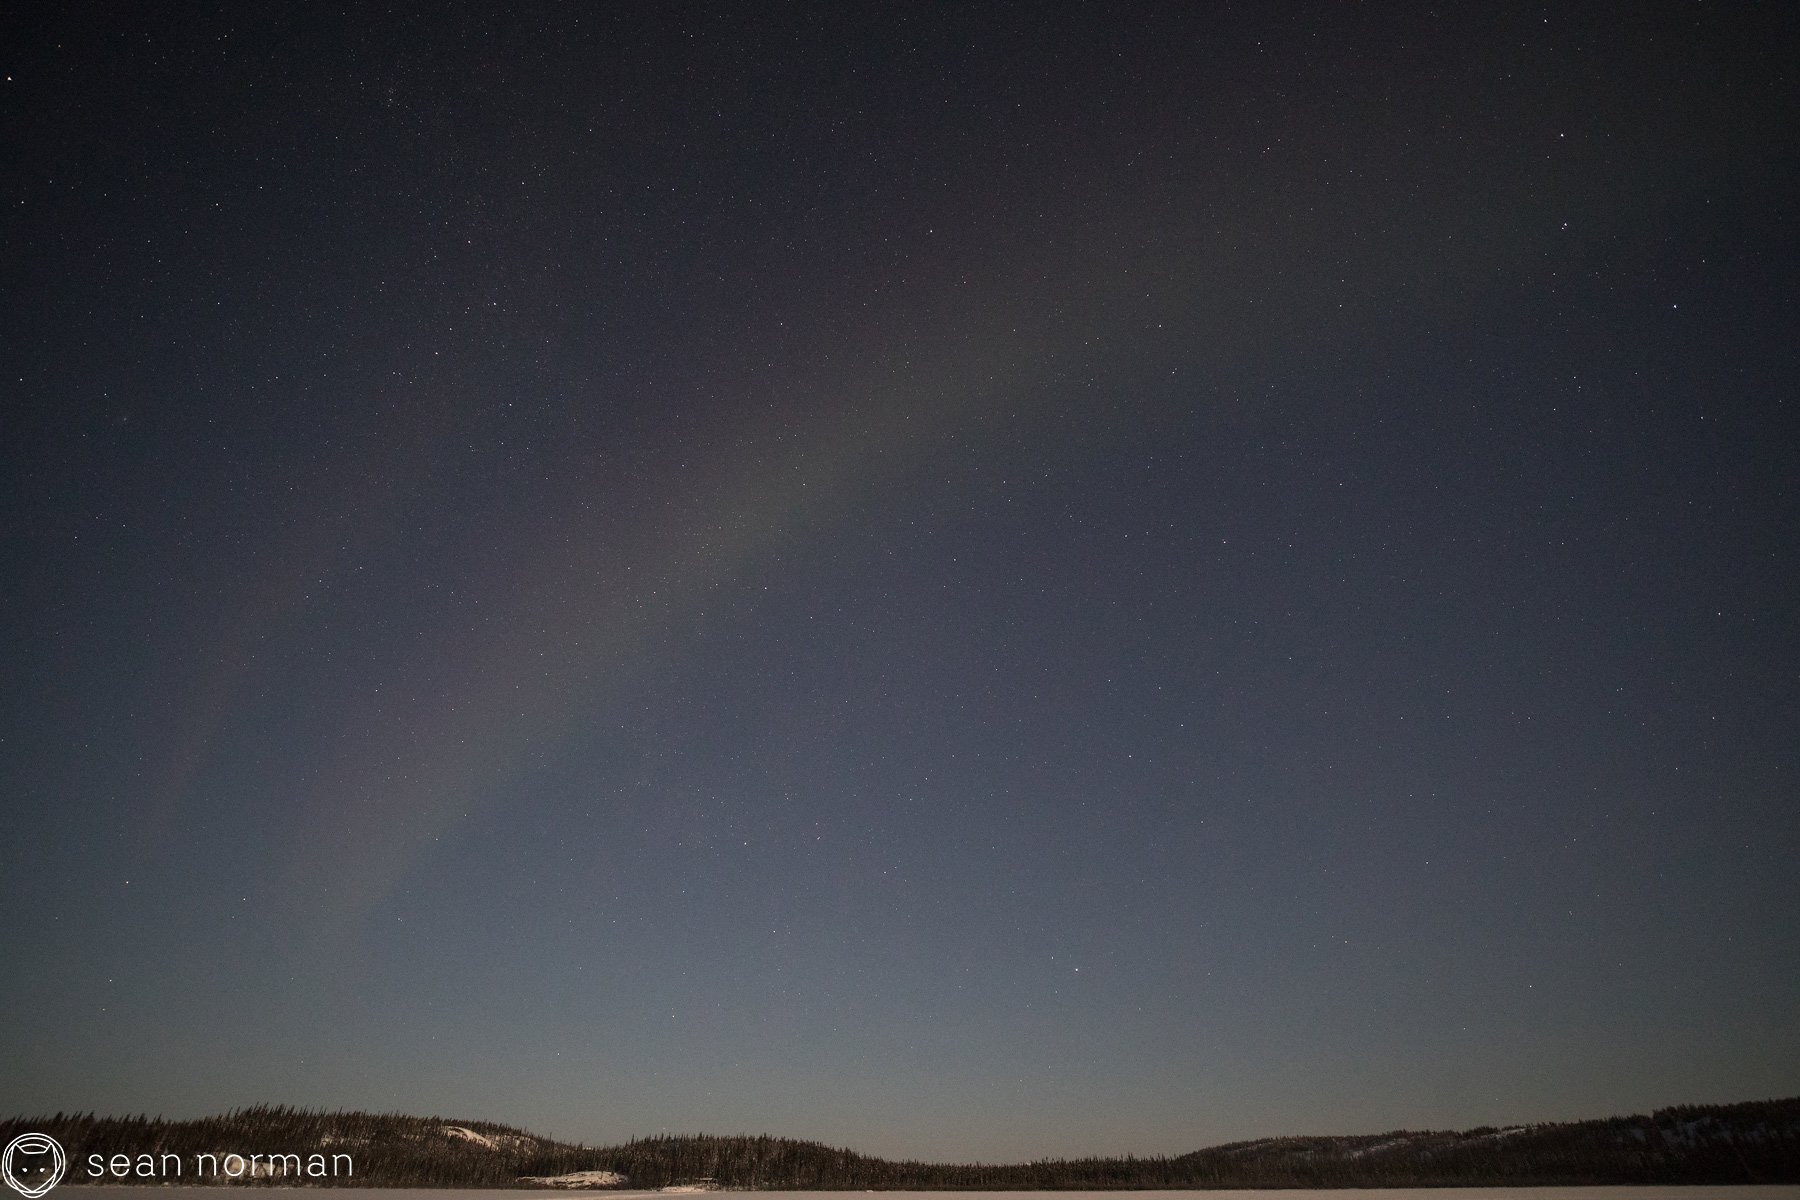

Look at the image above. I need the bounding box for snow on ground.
[442,1124,537,1153]
[442,1126,502,1150]
[517,1170,630,1188]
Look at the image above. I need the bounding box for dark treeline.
[1171,1097,1800,1188]
[4,1096,1797,1188]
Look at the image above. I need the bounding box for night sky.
[4,0,1798,1164]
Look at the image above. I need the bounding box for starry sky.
[3,0,1797,1165]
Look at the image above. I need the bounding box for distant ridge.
[5,1096,1798,1188]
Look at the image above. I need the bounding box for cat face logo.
[2,1134,66,1198]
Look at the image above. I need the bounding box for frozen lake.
[51,1189,1800,1200]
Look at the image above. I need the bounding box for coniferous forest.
[5,1097,1797,1189]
